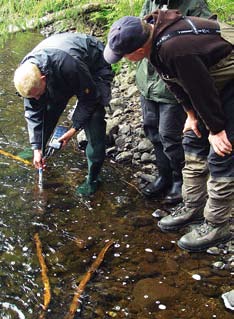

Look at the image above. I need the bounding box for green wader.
[76,105,106,196]
[44,104,106,196]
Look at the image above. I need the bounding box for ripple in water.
[0,302,25,319]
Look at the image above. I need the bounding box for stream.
[0,31,233,319]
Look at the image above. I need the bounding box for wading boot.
[163,180,183,205]
[158,206,204,232]
[75,177,101,196]
[177,221,232,252]
[141,175,172,199]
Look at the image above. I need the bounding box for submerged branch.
[34,233,51,317]
[65,239,115,319]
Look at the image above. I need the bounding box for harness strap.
[155,17,220,49]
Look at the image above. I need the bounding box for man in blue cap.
[104,10,234,252]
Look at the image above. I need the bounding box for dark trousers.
[182,81,234,224]
[140,95,186,180]
[43,104,106,183]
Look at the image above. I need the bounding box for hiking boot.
[177,221,232,252]
[163,180,183,205]
[75,178,101,196]
[141,176,172,199]
[158,207,204,232]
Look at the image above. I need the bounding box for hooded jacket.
[145,9,233,134]
[135,0,211,103]
[21,32,114,150]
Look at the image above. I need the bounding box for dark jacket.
[146,9,233,134]
[135,0,211,103]
[21,32,114,149]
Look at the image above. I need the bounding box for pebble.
[192,274,201,281]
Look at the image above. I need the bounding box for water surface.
[0,32,232,319]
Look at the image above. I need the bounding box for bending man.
[14,32,114,196]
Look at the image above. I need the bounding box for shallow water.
[0,32,233,319]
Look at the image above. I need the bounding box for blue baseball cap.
[104,16,149,64]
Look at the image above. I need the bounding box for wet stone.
[115,151,132,163]
[131,215,153,227]
[212,261,225,270]
[152,208,168,219]
[222,290,234,310]
[129,278,179,312]
[207,246,222,255]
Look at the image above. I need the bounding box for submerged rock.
[222,290,234,311]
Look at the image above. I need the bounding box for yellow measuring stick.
[0,149,32,166]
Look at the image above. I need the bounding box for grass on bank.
[0,0,233,42]
[0,0,233,72]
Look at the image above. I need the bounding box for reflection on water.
[0,32,233,319]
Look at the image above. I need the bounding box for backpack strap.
[155,17,221,50]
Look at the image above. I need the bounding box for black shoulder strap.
[155,17,221,50]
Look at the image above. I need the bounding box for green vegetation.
[0,0,233,38]
[0,0,232,48]
[208,0,234,24]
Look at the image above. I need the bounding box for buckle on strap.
[184,17,199,34]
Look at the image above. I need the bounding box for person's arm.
[24,98,44,168]
[24,98,44,150]
[183,109,202,138]
[208,130,232,157]
[58,127,77,147]
[170,54,226,134]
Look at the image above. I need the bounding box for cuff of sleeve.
[72,123,81,131]
[31,145,41,150]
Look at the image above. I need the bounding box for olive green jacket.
[135,0,211,103]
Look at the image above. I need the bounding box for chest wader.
[157,19,234,244]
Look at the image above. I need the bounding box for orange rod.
[0,149,32,166]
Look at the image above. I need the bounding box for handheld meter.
[48,125,69,150]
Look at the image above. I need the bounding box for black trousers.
[140,95,186,180]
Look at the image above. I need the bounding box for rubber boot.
[141,143,172,198]
[163,172,183,205]
[76,176,101,196]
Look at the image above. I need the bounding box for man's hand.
[183,110,201,138]
[58,127,77,147]
[33,149,44,169]
[208,130,233,157]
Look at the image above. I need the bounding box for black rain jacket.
[21,32,114,149]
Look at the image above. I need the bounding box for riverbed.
[0,31,233,319]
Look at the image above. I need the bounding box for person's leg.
[158,120,210,231]
[178,81,234,251]
[158,102,186,205]
[140,96,173,198]
[76,105,106,196]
